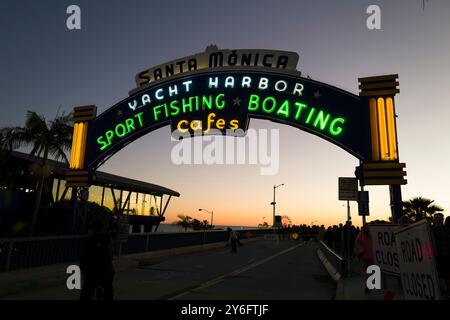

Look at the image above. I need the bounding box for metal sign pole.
[347,200,351,222]
[361,185,366,226]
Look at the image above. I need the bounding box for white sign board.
[338,177,358,201]
[368,224,401,274]
[395,220,442,300]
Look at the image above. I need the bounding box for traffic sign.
[357,191,370,216]
[338,177,358,201]
[368,224,401,274]
[395,220,442,300]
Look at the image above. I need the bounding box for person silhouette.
[227,227,238,253]
[80,221,115,300]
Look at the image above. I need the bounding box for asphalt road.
[4,238,335,300]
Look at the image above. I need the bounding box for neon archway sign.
[67,46,407,223]
[88,69,370,168]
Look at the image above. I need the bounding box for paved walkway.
[2,239,335,300]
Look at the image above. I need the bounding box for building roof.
[93,171,180,197]
[5,151,180,197]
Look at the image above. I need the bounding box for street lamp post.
[271,184,284,226]
[198,208,214,229]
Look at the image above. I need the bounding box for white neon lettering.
[224,76,235,88]
[275,80,287,92]
[182,80,192,92]
[293,83,304,96]
[258,77,268,90]
[209,77,219,88]
[155,88,164,100]
[168,85,178,97]
[241,76,252,88]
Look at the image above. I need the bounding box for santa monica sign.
[83,46,371,169]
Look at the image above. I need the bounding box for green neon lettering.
[97,136,110,151]
[313,110,331,130]
[170,100,180,116]
[125,118,135,132]
[248,94,259,111]
[115,123,127,138]
[329,118,345,136]
[202,95,213,110]
[276,100,290,118]
[262,97,277,114]
[134,112,144,127]
[294,102,307,120]
[153,105,163,121]
[215,93,225,109]
[305,107,315,124]
[194,96,200,111]
[105,130,114,145]
[182,97,193,113]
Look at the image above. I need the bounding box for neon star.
[233,96,242,106]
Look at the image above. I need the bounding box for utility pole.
[271,184,284,226]
[198,208,214,229]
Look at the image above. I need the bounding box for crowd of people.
[78,215,450,300]
[279,215,450,299]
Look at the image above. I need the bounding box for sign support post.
[346,200,351,223]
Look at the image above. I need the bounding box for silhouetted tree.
[402,196,444,222]
[2,111,73,235]
[258,222,269,228]
[176,214,192,231]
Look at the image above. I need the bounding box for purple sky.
[1,0,449,226]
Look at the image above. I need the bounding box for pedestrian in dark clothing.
[80,221,115,300]
[342,221,356,259]
[432,214,450,299]
[228,227,238,253]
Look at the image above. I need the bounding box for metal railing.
[318,240,347,277]
[0,228,274,272]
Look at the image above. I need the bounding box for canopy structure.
[0,151,180,233]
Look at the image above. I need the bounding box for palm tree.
[5,111,73,235]
[202,219,210,230]
[258,221,269,228]
[175,214,192,231]
[402,196,444,222]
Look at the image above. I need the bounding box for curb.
[316,248,341,282]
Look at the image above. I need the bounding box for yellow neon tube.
[377,98,389,160]
[386,98,398,160]
[70,123,80,169]
[75,122,84,168]
[78,122,88,169]
[369,98,380,161]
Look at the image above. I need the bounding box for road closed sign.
[395,220,442,300]
[368,224,401,274]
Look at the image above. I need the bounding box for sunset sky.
[1,0,449,227]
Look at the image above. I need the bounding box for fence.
[0,228,275,272]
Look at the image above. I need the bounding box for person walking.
[228,227,238,253]
[355,224,373,293]
[80,221,115,300]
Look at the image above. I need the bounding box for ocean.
[154,223,259,233]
